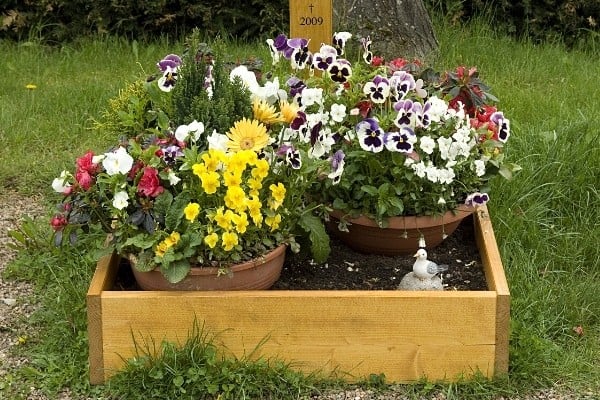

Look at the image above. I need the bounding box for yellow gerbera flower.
[227,118,269,152]
[279,100,300,123]
[252,99,283,124]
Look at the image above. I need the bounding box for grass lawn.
[1,18,599,399]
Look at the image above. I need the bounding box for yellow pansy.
[204,232,218,249]
[224,186,247,211]
[199,171,220,194]
[231,212,249,234]
[265,214,282,232]
[184,202,200,221]
[214,207,233,230]
[222,231,239,251]
[269,182,286,209]
[223,171,242,187]
[251,158,270,180]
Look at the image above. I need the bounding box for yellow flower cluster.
[190,149,286,252]
[155,231,181,257]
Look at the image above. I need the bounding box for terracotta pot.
[129,244,287,291]
[327,205,475,256]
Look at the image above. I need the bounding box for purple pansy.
[389,71,416,102]
[162,145,184,165]
[328,59,352,83]
[465,192,490,207]
[312,45,337,71]
[157,54,182,72]
[328,149,346,184]
[394,99,416,128]
[363,75,390,103]
[491,111,510,142]
[384,127,415,153]
[356,118,385,153]
[360,36,373,64]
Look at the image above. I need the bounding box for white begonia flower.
[474,159,486,177]
[207,130,229,151]
[52,170,72,193]
[103,147,134,176]
[438,197,446,205]
[419,136,436,154]
[167,171,181,186]
[438,167,456,184]
[175,120,204,142]
[425,165,439,183]
[112,191,129,210]
[329,103,347,123]
[412,161,427,178]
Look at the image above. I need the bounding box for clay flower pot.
[327,205,475,255]
[129,244,287,291]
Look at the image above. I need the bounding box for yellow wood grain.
[87,206,510,383]
[474,206,510,376]
[289,0,333,52]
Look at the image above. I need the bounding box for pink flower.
[137,167,164,197]
[75,169,94,191]
[76,151,99,175]
[50,215,67,231]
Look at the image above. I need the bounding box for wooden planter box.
[87,206,509,384]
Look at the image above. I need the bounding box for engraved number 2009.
[299,16,323,25]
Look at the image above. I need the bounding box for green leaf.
[165,193,191,231]
[161,259,191,283]
[122,234,155,250]
[298,213,330,263]
[129,250,156,272]
[153,191,173,220]
[361,185,378,196]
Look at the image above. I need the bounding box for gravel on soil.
[0,191,597,400]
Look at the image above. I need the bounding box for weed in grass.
[106,321,320,400]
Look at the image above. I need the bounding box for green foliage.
[425,0,600,47]
[0,0,288,43]
[171,33,253,136]
[106,322,319,399]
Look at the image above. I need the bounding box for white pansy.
[103,147,134,176]
[266,39,280,65]
[167,171,181,185]
[419,136,436,154]
[412,161,426,178]
[474,159,486,176]
[253,77,287,104]
[438,167,456,184]
[230,65,259,92]
[52,170,72,193]
[300,88,323,107]
[329,103,347,123]
[175,120,204,142]
[112,191,129,210]
[207,130,229,151]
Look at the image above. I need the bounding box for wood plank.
[289,0,333,52]
[98,291,497,381]
[86,252,119,384]
[474,206,510,375]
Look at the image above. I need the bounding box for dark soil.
[273,216,488,291]
[113,216,488,291]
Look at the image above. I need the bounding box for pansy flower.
[158,67,178,92]
[332,31,352,55]
[363,75,390,104]
[490,111,510,142]
[356,118,385,153]
[157,54,182,72]
[328,150,345,184]
[465,192,490,207]
[289,38,312,69]
[360,36,373,65]
[394,99,417,128]
[328,59,352,84]
[384,127,415,153]
[389,71,416,102]
[312,44,337,71]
